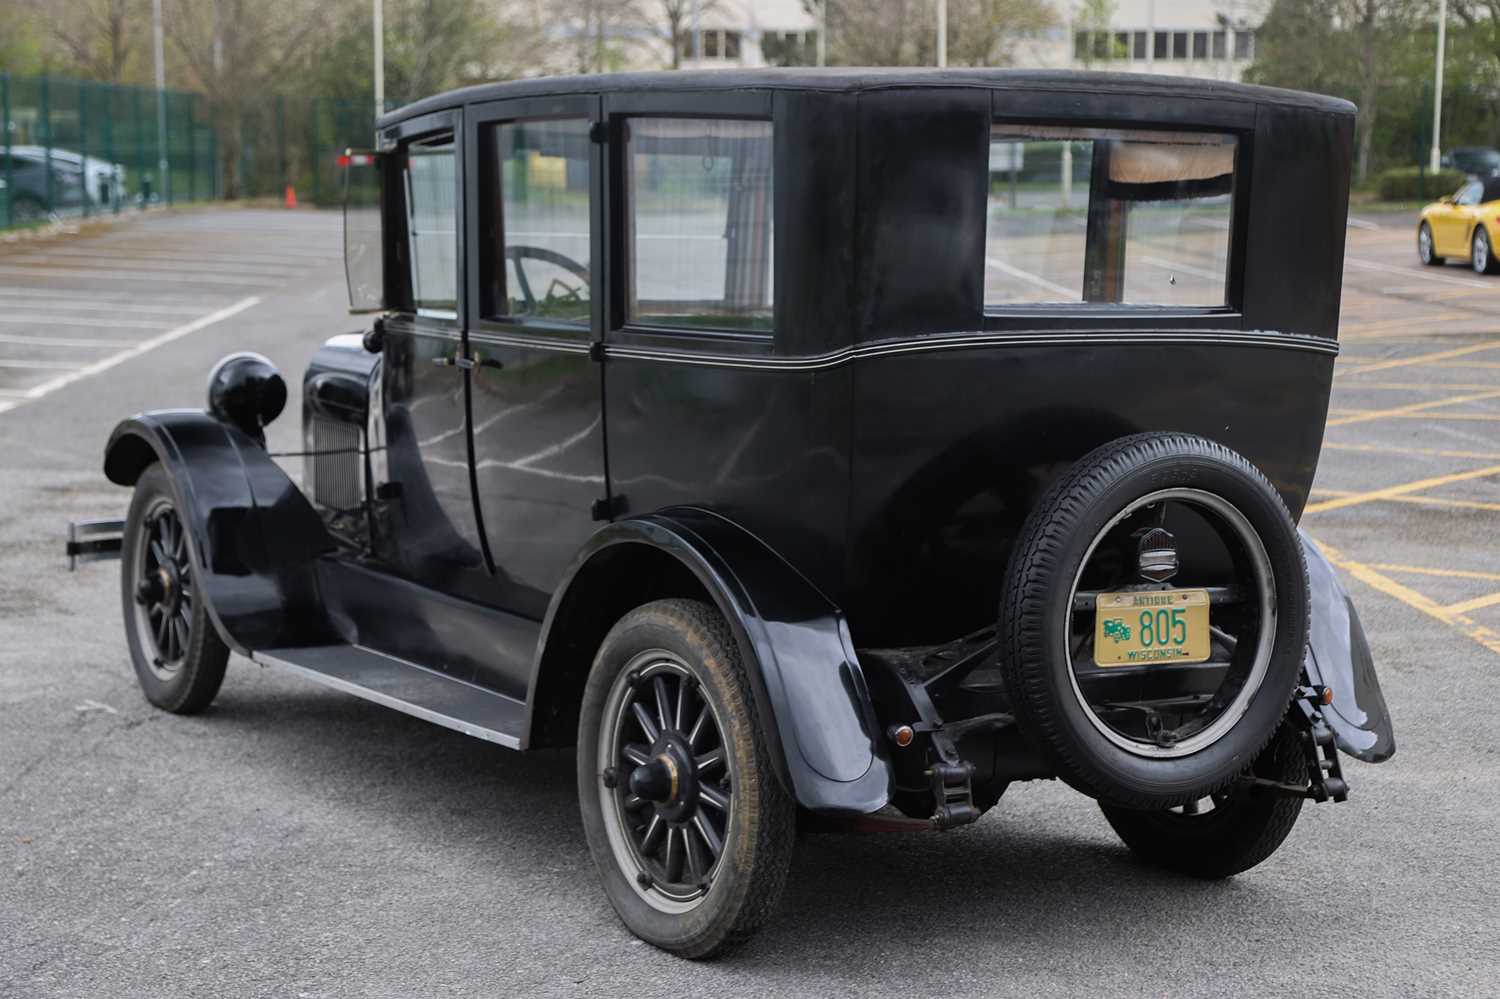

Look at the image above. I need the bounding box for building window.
[1212,30,1226,59]
[704,30,720,58]
[1192,31,1209,58]
[625,118,774,332]
[1132,31,1148,59]
[725,30,741,59]
[1092,31,1110,59]
[1154,31,1168,59]
[1075,31,1090,60]
[1234,30,1255,60]
[485,118,592,324]
[1172,32,1188,59]
[985,125,1237,309]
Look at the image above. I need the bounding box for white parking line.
[1345,256,1494,289]
[985,256,1076,299]
[1347,217,1381,231]
[0,296,261,417]
[0,265,271,286]
[0,333,136,347]
[0,315,172,330]
[0,287,225,310]
[1136,253,1224,281]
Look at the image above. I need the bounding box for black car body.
[78,69,1394,957]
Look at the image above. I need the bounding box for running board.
[253,645,526,749]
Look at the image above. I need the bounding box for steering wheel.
[505,245,590,315]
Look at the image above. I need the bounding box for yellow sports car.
[1418,175,1500,274]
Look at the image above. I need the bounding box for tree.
[814,0,1056,67]
[641,0,728,69]
[17,0,146,83]
[1246,0,1433,182]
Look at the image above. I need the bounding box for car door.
[368,110,496,606]
[1435,181,1482,257]
[461,95,608,620]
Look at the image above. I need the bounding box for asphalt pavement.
[2,207,1498,998]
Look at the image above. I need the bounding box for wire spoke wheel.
[121,465,229,715]
[598,650,734,912]
[132,497,195,679]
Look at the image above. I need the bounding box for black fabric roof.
[1484,175,1500,204]
[377,68,1356,130]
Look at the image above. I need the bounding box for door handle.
[432,351,502,372]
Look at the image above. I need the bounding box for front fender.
[537,508,892,815]
[1301,531,1396,763]
[104,410,338,654]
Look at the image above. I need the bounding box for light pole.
[936,0,947,67]
[1429,0,1446,172]
[152,0,168,203]
[816,0,826,67]
[373,0,385,120]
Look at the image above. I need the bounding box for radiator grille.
[308,418,362,511]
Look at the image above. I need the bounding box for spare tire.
[1000,433,1308,809]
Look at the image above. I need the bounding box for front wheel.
[577,599,796,959]
[1473,227,1499,275]
[121,464,229,713]
[1418,222,1443,266]
[1099,721,1305,878]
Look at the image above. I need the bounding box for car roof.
[1484,176,1500,204]
[379,68,1356,130]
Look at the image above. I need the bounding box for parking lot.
[1,207,1498,997]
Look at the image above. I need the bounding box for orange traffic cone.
[284,184,298,209]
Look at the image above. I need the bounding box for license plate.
[1093,589,1211,667]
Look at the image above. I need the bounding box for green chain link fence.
[1,71,374,230]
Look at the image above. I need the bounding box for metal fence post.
[163,89,172,205]
[186,93,196,202]
[2,72,11,228]
[79,80,90,218]
[41,74,53,216]
[276,95,286,195]
[103,82,117,213]
[133,85,146,205]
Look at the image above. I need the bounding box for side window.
[486,117,592,325]
[403,134,458,318]
[624,117,774,332]
[1456,182,1483,207]
[986,125,1237,309]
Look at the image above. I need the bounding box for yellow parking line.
[1302,463,1500,514]
[1365,563,1500,583]
[1312,539,1500,657]
[1324,388,1500,426]
[1333,341,1500,377]
[1446,592,1500,616]
[1339,312,1466,336]
[1332,382,1500,392]
[1322,442,1500,461]
[1327,410,1500,423]
[1310,488,1500,513]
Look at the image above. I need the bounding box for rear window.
[985,125,1237,310]
[624,118,774,332]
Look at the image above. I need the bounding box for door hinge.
[591,494,627,522]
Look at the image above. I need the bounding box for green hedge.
[1376,167,1467,201]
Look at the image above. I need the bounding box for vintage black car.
[70,69,1395,958]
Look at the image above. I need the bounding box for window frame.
[380,108,463,332]
[603,88,778,351]
[464,93,603,348]
[983,106,1251,330]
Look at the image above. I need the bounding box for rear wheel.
[1418,222,1443,265]
[577,599,795,959]
[1473,227,1499,275]
[1099,722,1305,878]
[121,464,229,713]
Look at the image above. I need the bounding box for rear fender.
[104,410,338,654]
[532,508,892,815]
[1301,531,1396,763]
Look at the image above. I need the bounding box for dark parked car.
[70,69,1394,958]
[1441,146,1500,177]
[1,146,125,223]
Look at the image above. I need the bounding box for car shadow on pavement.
[202,678,1288,972]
